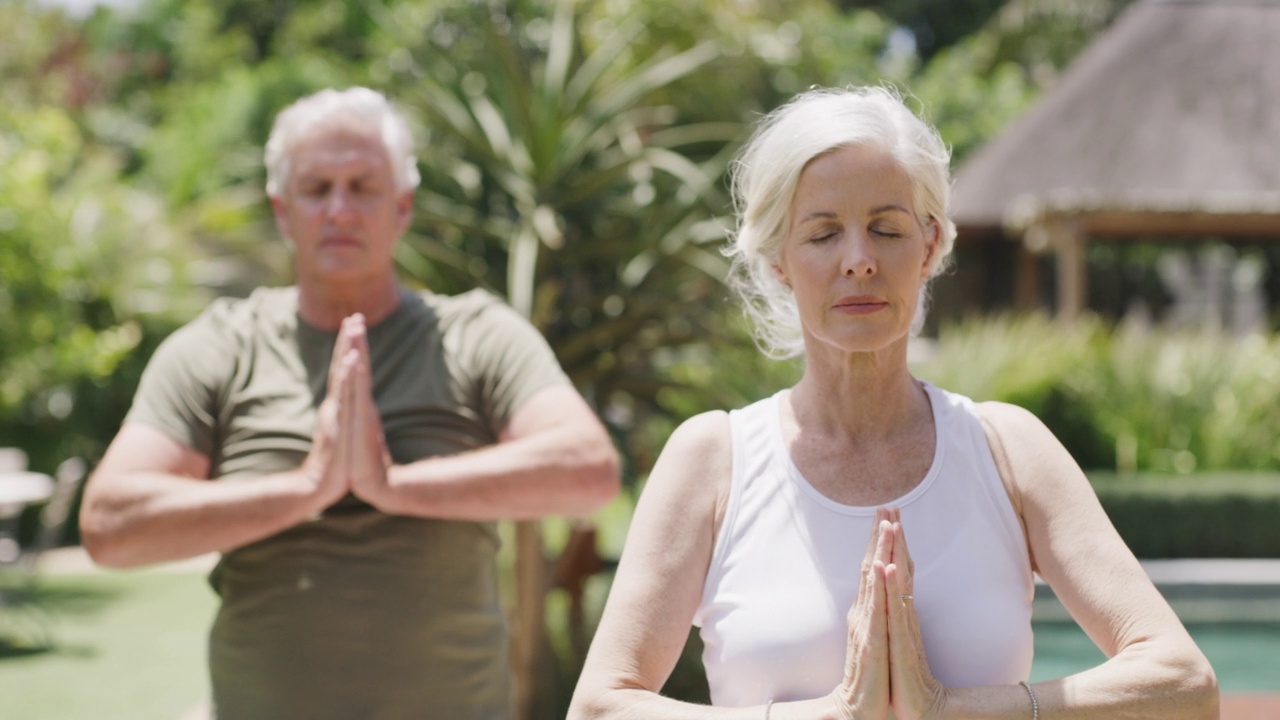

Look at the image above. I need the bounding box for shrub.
[913,314,1280,472]
[1090,472,1280,558]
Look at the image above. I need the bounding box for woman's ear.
[771,261,790,289]
[921,218,942,277]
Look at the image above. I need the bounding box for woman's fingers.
[859,508,887,589]
[886,524,947,720]
[836,556,891,720]
[891,514,915,580]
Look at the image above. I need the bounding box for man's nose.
[325,188,357,221]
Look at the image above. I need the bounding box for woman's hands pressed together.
[884,512,949,720]
[831,507,893,720]
[831,507,949,720]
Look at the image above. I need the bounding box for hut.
[943,0,1280,324]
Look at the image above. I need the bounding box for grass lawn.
[0,570,217,720]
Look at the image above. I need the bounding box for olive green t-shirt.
[127,286,569,720]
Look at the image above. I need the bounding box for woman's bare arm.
[961,401,1219,719]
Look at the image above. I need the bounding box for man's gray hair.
[265,87,420,198]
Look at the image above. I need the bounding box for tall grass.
[912,314,1280,472]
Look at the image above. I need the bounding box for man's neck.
[296,278,404,330]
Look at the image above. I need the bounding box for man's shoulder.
[416,287,507,314]
[413,287,528,330]
[154,287,297,362]
[183,286,297,334]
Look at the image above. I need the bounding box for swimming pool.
[1031,559,1280,691]
[1031,621,1280,691]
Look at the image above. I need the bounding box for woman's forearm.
[942,644,1217,720]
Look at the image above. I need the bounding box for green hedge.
[1089,472,1280,558]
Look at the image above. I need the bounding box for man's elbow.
[78,518,127,569]
[78,498,141,569]
[572,434,621,513]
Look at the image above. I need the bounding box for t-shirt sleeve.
[451,292,570,434]
[125,305,239,458]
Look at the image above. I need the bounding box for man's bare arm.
[358,383,620,520]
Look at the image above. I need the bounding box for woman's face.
[773,144,939,357]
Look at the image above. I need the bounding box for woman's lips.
[833,296,887,314]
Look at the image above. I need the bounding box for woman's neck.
[789,341,929,441]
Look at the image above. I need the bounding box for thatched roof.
[951,0,1280,237]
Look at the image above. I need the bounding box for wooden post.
[1014,244,1042,312]
[1052,221,1087,322]
[1025,218,1087,322]
[512,520,548,720]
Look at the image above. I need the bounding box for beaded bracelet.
[1019,680,1039,720]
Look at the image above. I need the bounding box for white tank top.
[693,382,1033,706]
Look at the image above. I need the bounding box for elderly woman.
[569,87,1218,720]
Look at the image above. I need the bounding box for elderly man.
[80,87,620,719]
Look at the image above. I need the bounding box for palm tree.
[371,0,740,714]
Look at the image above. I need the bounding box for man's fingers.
[327,314,366,395]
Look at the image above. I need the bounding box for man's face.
[271,127,412,286]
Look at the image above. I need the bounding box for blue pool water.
[1031,621,1280,691]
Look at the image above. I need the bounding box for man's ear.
[395,190,414,234]
[270,196,293,245]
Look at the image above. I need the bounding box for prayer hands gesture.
[301,314,394,513]
[829,507,949,720]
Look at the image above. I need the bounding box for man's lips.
[320,236,361,249]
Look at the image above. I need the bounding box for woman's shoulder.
[650,411,734,494]
[641,410,735,539]
[971,399,1053,446]
[665,410,733,458]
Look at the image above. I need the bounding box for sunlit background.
[2,0,1278,718]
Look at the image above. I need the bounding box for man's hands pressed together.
[302,314,396,517]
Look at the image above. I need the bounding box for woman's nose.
[841,234,876,277]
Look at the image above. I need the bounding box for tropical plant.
[913,313,1280,473]
[376,0,738,447]
[0,85,203,472]
[1071,326,1280,473]
[359,3,739,712]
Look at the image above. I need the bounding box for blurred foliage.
[913,314,1280,472]
[0,4,205,472]
[8,0,1278,715]
[842,0,1137,62]
[367,0,891,480]
[1,0,1147,474]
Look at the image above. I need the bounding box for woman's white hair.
[264,87,420,198]
[725,85,957,359]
